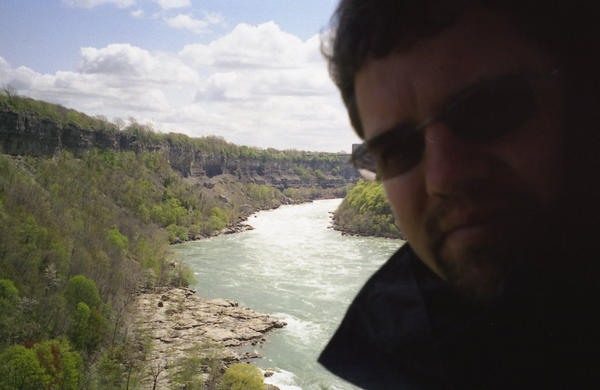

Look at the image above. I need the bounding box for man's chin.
[436,242,513,302]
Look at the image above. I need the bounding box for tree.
[68,302,104,353]
[64,276,105,353]
[0,279,19,302]
[0,345,50,390]
[33,338,83,390]
[0,279,22,347]
[69,302,91,351]
[219,364,264,390]
[106,227,128,257]
[64,275,101,311]
[94,351,126,390]
[114,117,126,130]
[333,180,403,238]
[1,85,18,106]
[172,342,222,390]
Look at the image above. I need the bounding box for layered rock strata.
[0,107,358,190]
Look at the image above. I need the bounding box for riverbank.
[176,195,345,243]
[329,180,405,239]
[129,287,286,389]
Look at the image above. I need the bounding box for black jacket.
[318,244,598,389]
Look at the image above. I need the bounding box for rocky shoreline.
[129,287,286,389]
[325,210,401,239]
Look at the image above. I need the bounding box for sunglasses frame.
[351,68,560,181]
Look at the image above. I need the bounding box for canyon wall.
[0,107,358,190]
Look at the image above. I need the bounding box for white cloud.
[0,57,170,114]
[182,22,334,100]
[62,0,135,8]
[203,12,224,25]
[155,0,191,10]
[130,9,144,18]
[180,21,316,69]
[165,13,223,34]
[78,43,198,84]
[0,22,360,152]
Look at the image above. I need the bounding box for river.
[171,199,404,389]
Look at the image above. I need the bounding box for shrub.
[219,363,264,390]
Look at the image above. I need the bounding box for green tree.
[69,302,91,351]
[0,279,22,348]
[0,278,19,301]
[68,302,104,353]
[33,338,83,390]
[64,275,101,311]
[106,227,128,257]
[0,345,50,390]
[64,276,105,353]
[333,180,403,238]
[219,363,264,390]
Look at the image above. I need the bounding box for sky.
[0,0,361,153]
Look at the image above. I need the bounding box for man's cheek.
[386,180,427,225]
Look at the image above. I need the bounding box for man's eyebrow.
[425,68,534,124]
[367,75,497,142]
[432,74,497,117]
[366,68,534,146]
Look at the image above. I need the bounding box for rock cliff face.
[0,107,358,189]
[0,108,150,156]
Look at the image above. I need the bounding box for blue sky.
[0,0,359,152]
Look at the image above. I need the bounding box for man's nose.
[423,123,492,196]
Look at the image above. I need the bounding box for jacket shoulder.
[318,245,440,389]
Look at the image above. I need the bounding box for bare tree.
[150,360,164,390]
[114,118,126,130]
[1,84,18,104]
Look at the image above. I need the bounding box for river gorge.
[171,199,404,389]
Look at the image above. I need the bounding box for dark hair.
[323,0,600,138]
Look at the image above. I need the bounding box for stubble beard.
[424,188,555,302]
[435,237,517,301]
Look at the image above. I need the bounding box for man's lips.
[444,220,501,243]
[437,208,513,244]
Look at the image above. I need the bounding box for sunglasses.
[351,69,559,181]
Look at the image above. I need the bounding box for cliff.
[0,106,358,190]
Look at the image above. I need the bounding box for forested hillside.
[0,152,179,388]
[0,91,357,389]
[332,179,404,239]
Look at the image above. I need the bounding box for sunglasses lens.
[447,75,536,141]
[351,145,378,180]
[365,128,424,180]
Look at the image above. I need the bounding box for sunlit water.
[171,199,404,389]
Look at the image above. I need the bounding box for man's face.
[354,9,565,299]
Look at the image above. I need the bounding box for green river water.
[171,199,403,389]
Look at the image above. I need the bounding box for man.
[318,1,600,389]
